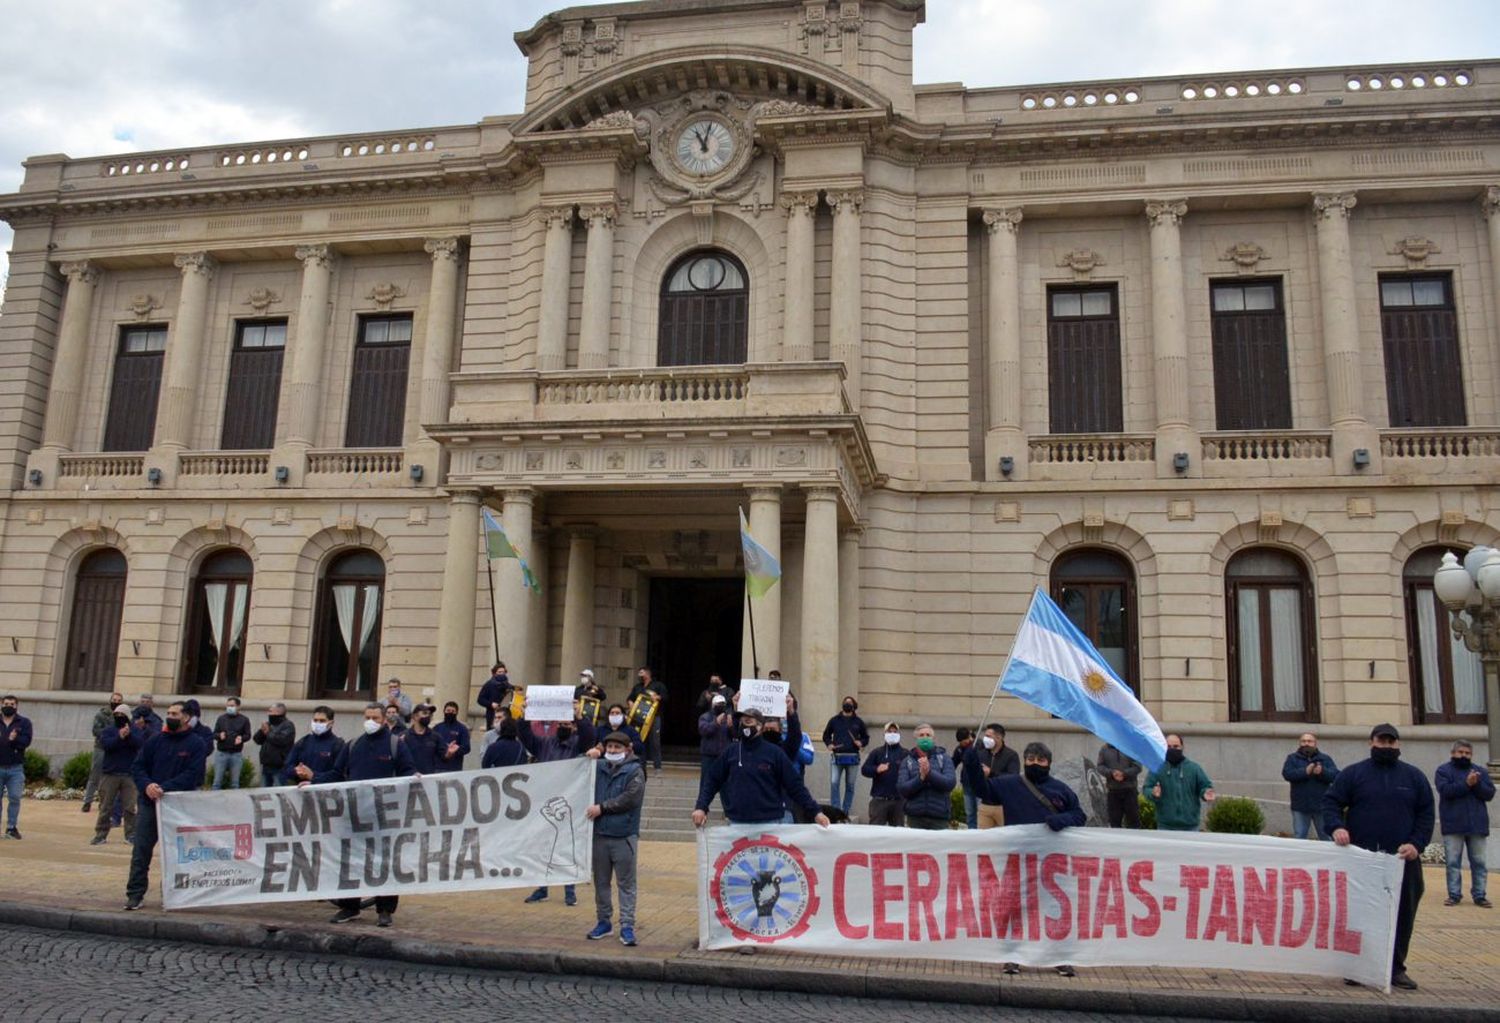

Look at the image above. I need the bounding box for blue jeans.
[0,764,23,829]
[211,751,244,790]
[830,759,856,815]
[964,790,979,830]
[1292,809,1329,841]
[1444,833,1488,901]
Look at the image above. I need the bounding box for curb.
[3,901,1494,1023]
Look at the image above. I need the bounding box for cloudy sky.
[1,0,1497,296]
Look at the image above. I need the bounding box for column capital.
[579,203,618,228]
[745,484,783,502]
[1481,185,1500,220]
[567,523,600,541]
[446,487,482,505]
[424,237,466,263]
[839,523,865,540]
[173,251,218,278]
[779,190,820,216]
[541,204,576,228]
[294,244,337,271]
[982,207,1024,234]
[59,260,100,286]
[501,486,538,507]
[801,482,841,502]
[826,189,863,215]
[1312,192,1357,221]
[1144,198,1188,228]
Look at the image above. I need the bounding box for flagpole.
[742,504,761,678]
[484,556,501,666]
[974,587,1041,736]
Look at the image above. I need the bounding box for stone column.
[419,237,464,430]
[800,485,841,723]
[1145,199,1199,477]
[535,205,575,372]
[154,252,218,458]
[1482,187,1500,413]
[781,191,819,362]
[527,521,551,683]
[828,189,863,408]
[838,526,861,703]
[280,245,337,454]
[560,526,598,682]
[40,261,101,452]
[577,204,616,369]
[433,490,481,712]
[741,486,782,678]
[494,489,537,683]
[1312,192,1379,473]
[982,207,1025,480]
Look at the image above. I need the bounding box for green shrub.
[1137,794,1157,830]
[1205,796,1265,835]
[950,786,967,827]
[62,750,93,790]
[23,749,51,784]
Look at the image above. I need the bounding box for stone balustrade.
[1380,428,1500,460]
[305,449,405,475]
[178,452,270,477]
[56,454,144,479]
[1202,432,1332,462]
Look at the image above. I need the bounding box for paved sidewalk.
[4,800,1497,1022]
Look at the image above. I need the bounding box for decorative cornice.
[982,207,1023,234]
[1144,198,1188,228]
[423,237,465,263]
[779,190,820,215]
[172,251,218,278]
[59,260,100,286]
[1312,191,1357,221]
[294,244,337,271]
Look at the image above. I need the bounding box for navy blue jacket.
[963,743,1020,804]
[698,710,733,758]
[860,742,906,799]
[481,738,529,769]
[280,731,346,784]
[982,773,1088,831]
[1435,760,1494,837]
[1281,749,1340,813]
[131,728,207,796]
[189,721,214,755]
[316,727,416,783]
[98,720,142,775]
[0,713,33,767]
[432,719,471,772]
[1322,756,1435,854]
[131,708,163,738]
[697,735,820,824]
[821,712,869,754]
[593,755,645,839]
[477,673,512,728]
[897,745,957,819]
[402,727,443,775]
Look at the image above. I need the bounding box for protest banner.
[738,678,790,717]
[159,760,593,909]
[523,685,577,722]
[698,823,1402,990]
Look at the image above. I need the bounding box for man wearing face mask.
[698,694,734,782]
[252,703,296,787]
[433,701,471,773]
[590,704,645,763]
[897,724,957,830]
[311,704,416,927]
[822,696,869,818]
[861,722,907,826]
[1323,724,1434,991]
[520,712,596,905]
[91,700,141,845]
[1434,739,1492,909]
[131,694,162,738]
[0,696,34,839]
[482,717,530,768]
[693,708,829,828]
[963,723,1021,830]
[82,691,125,813]
[181,699,214,757]
[1097,743,1143,829]
[403,704,443,774]
[627,666,668,771]
[1144,734,1216,831]
[585,732,646,947]
[1281,732,1339,841]
[477,662,512,731]
[124,701,208,909]
[210,697,252,789]
[282,707,345,785]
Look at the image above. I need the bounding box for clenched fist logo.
[751,869,782,920]
[541,796,576,876]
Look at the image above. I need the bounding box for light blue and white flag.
[998,588,1167,771]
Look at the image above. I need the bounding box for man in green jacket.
[1145,734,1216,831]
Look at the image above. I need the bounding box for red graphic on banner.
[710,834,819,944]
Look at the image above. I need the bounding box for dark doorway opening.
[646,577,743,751]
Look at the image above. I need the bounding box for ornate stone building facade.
[0,0,1495,788]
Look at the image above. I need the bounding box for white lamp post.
[1433,549,1500,783]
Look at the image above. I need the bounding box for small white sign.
[523,685,577,723]
[738,677,790,718]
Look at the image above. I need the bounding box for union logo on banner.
[709,834,819,943]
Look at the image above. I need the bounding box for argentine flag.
[998,588,1167,771]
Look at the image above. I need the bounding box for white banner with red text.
[159,759,593,909]
[697,823,1403,990]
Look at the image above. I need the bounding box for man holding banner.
[123,701,207,911]
[694,707,828,828]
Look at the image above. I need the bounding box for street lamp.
[1433,548,1500,783]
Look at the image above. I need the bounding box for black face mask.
[842,704,855,714]
[114,715,129,726]
[444,713,457,723]
[1024,764,1050,784]
[1165,748,1185,765]
[557,727,573,742]
[741,726,760,742]
[1371,747,1400,764]
[0,707,13,717]
[1452,757,1472,771]
[269,714,284,724]
[109,701,122,710]
[764,729,781,741]
[1299,746,1317,757]
[165,718,183,732]
[417,716,432,727]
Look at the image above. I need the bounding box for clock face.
[675,118,735,176]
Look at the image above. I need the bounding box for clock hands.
[694,128,710,153]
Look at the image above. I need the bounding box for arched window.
[657,250,748,366]
[64,549,127,692]
[1051,549,1138,693]
[1404,547,1485,724]
[181,549,253,694]
[1226,548,1317,722]
[310,549,385,699]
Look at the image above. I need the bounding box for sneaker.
[564,891,578,907]
[523,888,548,903]
[81,802,92,814]
[1444,896,1461,906]
[619,925,637,946]
[376,912,392,928]
[123,897,142,911]
[90,835,107,846]
[586,921,612,940]
[329,907,360,924]
[1003,962,1020,975]
[6,828,20,840]
[1475,898,1493,909]
[1390,971,1418,991]
[1055,965,1076,977]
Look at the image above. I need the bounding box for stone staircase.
[640,762,718,842]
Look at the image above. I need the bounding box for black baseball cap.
[1370,723,1400,740]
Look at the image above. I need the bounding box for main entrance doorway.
[646,577,744,750]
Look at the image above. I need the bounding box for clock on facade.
[674,118,735,176]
